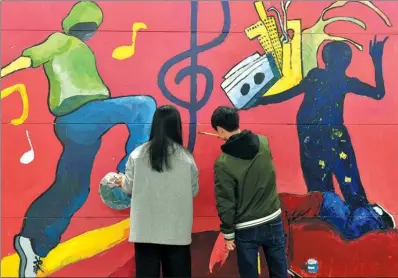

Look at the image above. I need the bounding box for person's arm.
[1,57,32,78]
[191,160,199,198]
[348,37,388,100]
[214,161,236,240]
[348,76,384,100]
[121,155,134,194]
[1,32,67,78]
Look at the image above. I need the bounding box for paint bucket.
[306,258,318,273]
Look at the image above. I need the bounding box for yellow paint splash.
[339,152,348,159]
[345,177,352,183]
[319,160,325,169]
[1,84,29,126]
[112,22,147,60]
[302,1,391,76]
[332,128,343,138]
[1,219,130,277]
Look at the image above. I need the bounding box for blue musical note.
[158,0,231,152]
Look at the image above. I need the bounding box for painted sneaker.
[372,204,396,229]
[14,235,43,277]
[288,268,301,277]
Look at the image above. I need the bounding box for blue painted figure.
[1,2,156,277]
[253,37,395,238]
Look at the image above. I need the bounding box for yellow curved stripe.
[1,83,29,126]
[1,219,130,277]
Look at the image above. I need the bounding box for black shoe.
[288,268,301,277]
[372,204,396,229]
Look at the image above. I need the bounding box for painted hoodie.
[22,1,109,117]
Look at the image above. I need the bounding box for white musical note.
[20,130,34,165]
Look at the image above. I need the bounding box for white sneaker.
[14,235,43,277]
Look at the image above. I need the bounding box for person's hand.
[115,176,123,187]
[100,172,124,188]
[370,35,388,63]
[209,233,230,273]
[225,239,235,251]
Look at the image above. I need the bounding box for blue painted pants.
[321,192,387,239]
[298,125,368,209]
[296,125,387,238]
[20,96,156,257]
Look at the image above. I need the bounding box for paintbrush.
[198,131,219,137]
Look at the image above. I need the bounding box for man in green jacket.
[211,106,287,278]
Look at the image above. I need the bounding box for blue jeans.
[20,96,156,257]
[320,192,387,239]
[235,216,288,278]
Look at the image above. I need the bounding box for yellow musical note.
[1,84,29,126]
[112,22,147,60]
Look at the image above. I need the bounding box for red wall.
[2,1,398,277]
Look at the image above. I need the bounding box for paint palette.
[99,173,131,210]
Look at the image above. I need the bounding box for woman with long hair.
[118,105,199,277]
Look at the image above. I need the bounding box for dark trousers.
[235,216,288,278]
[135,243,191,278]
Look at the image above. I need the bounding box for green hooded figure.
[22,1,109,116]
[1,2,156,277]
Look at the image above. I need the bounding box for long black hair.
[148,105,183,172]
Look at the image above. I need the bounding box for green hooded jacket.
[22,1,109,117]
[214,130,281,240]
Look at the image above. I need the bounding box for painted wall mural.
[1,1,398,277]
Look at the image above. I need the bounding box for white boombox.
[221,52,281,109]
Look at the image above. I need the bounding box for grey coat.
[122,142,199,245]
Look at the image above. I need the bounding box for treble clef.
[158,0,231,152]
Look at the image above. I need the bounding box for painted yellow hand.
[1,84,29,126]
[1,57,32,78]
[112,22,147,60]
[302,1,391,77]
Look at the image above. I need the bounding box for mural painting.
[1,1,398,277]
